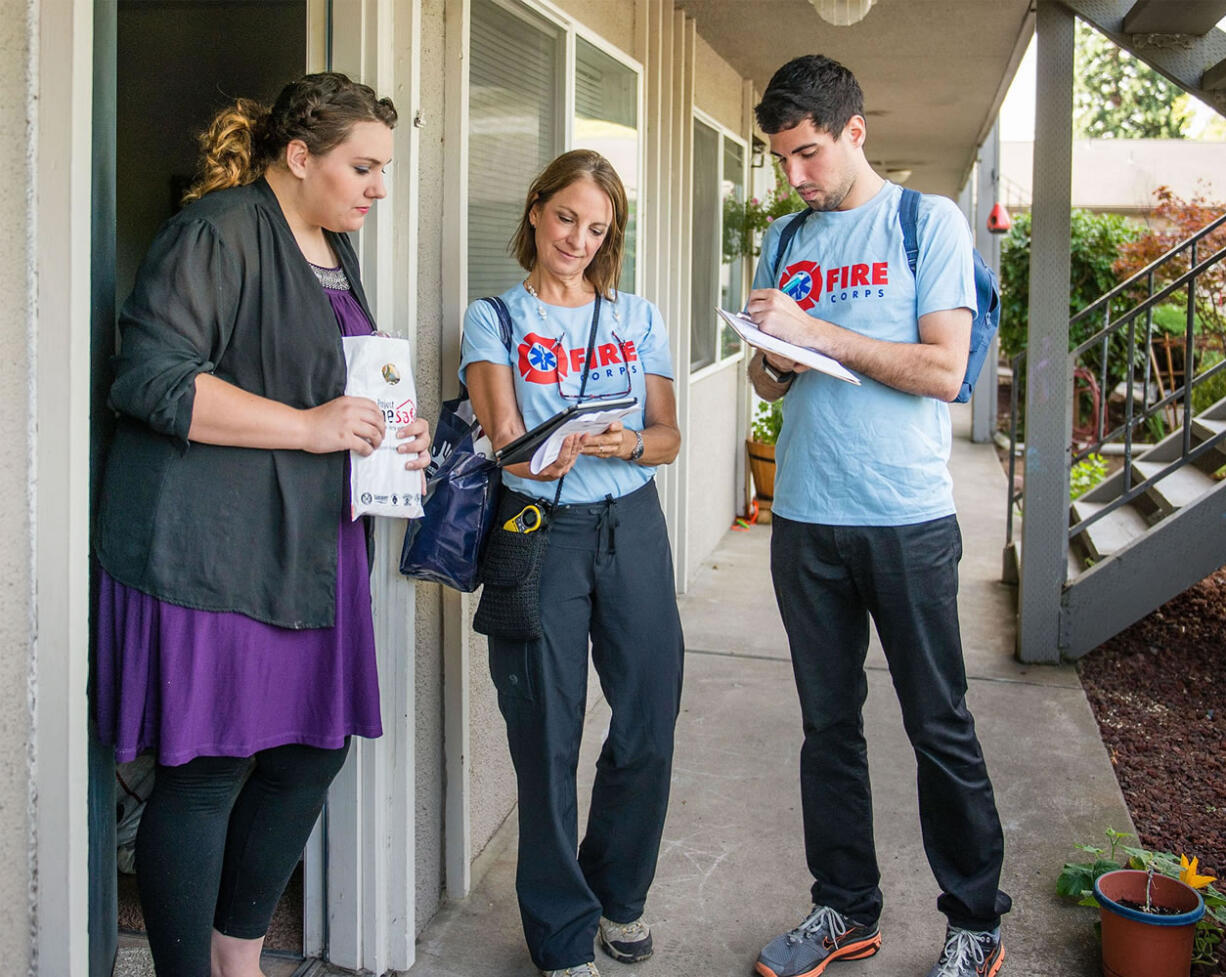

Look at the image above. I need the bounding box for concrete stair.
[1059,395,1226,656]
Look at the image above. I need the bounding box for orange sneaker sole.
[984,944,1004,977]
[754,931,883,977]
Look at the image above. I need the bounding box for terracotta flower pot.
[746,440,775,522]
[1094,869,1205,977]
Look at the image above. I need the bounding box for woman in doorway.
[461,150,685,977]
[93,72,429,977]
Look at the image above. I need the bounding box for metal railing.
[1006,212,1226,556]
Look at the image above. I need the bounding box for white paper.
[342,334,426,519]
[716,307,861,385]
[529,405,639,474]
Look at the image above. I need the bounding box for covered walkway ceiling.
[674,0,1034,197]
[677,0,1226,199]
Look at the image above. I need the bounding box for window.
[720,139,746,359]
[690,116,748,371]
[467,2,641,304]
[468,0,562,304]
[574,37,638,292]
[690,119,720,369]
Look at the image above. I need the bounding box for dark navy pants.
[770,514,1011,932]
[489,480,685,971]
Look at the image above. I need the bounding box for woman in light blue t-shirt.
[460,150,685,977]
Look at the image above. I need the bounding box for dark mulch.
[1078,567,1226,975]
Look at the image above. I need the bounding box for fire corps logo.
[779,260,822,311]
[518,332,568,384]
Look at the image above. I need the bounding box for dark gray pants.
[490,480,685,971]
[770,514,1011,932]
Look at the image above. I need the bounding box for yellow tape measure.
[503,504,543,534]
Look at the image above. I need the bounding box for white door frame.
[310,1,424,971]
[35,0,95,974]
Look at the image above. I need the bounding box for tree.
[1113,186,1226,346]
[1074,21,1190,139]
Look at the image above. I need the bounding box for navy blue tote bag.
[399,297,512,591]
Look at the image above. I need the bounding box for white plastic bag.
[342,334,426,520]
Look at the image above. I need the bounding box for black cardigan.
[95,178,376,629]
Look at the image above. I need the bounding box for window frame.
[690,107,749,380]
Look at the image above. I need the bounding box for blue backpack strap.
[457,296,516,402]
[770,208,815,283]
[480,295,515,353]
[899,187,921,277]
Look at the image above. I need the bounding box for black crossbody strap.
[550,293,603,510]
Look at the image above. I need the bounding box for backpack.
[770,187,1000,403]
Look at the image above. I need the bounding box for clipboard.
[496,396,639,467]
[717,307,860,385]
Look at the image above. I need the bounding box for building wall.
[688,33,747,577]
[0,0,33,967]
[692,31,741,134]
[1001,138,1226,213]
[564,0,635,53]
[686,365,740,572]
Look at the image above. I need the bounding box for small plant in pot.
[746,399,782,522]
[1058,829,1224,976]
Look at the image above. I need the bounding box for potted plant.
[722,174,806,263]
[1094,867,1204,977]
[1057,830,1225,977]
[747,399,783,522]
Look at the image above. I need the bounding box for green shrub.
[1193,351,1226,413]
[999,209,1141,362]
[1150,302,1205,336]
[751,399,783,444]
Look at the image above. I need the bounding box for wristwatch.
[761,357,795,384]
[629,429,645,462]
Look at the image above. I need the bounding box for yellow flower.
[1180,854,1216,890]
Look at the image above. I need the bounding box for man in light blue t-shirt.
[744,56,1011,977]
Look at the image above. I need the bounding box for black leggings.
[135,740,350,977]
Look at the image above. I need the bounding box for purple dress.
[95,266,382,766]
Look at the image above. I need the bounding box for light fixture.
[886,168,912,183]
[812,0,876,26]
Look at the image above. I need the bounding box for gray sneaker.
[598,915,653,963]
[541,964,601,977]
[926,927,1004,977]
[755,905,881,977]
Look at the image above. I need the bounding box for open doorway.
[95,3,315,974]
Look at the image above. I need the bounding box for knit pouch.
[473,507,550,641]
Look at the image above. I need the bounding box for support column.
[660,10,693,591]
[972,120,1002,444]
[734,77,756,513]
[1017,1,1075,663]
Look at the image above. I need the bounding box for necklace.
[523,278,620,323]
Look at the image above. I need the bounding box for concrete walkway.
[406,405,1131,977]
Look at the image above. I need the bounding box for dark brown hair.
[755,54,864,137]
[183,72,397,204]
[510,149,629,300]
